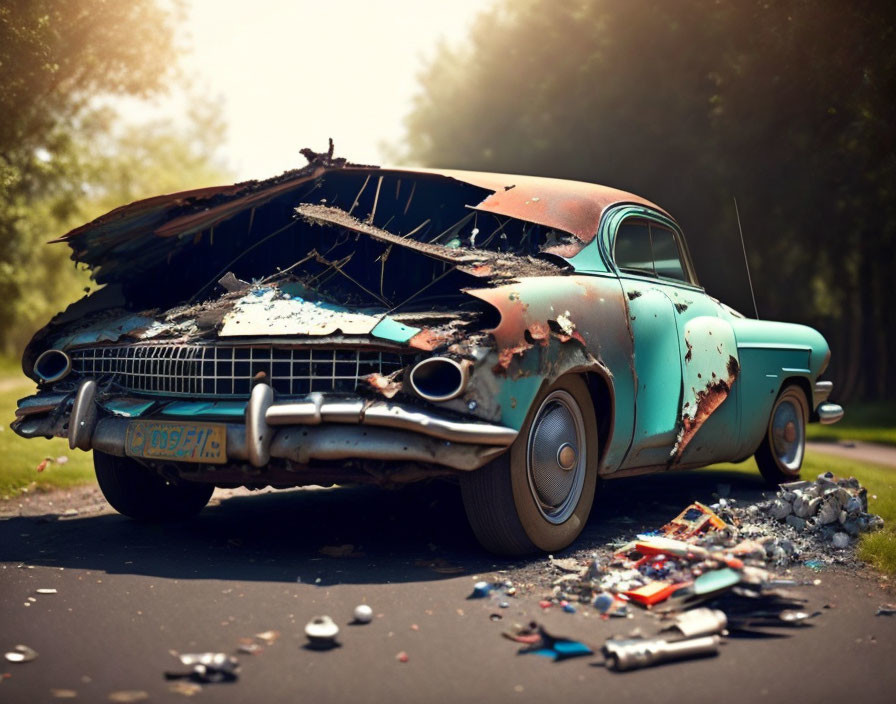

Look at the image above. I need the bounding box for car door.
[609,211,741,468]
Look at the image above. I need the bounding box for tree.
[0,1,231,355]
[400,0,896,400]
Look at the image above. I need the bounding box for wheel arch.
[780,375,813,414]
[582,369,614,473]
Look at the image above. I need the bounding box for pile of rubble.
[760,472,883,544]
[723,472,885,567]
[488,472,884,671]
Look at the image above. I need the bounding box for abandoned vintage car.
[12,145,844,554]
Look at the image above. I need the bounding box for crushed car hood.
[26,145,663,374]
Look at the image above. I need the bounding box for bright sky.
[178,0,492,180]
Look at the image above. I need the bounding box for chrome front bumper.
[13,381,517,472]
[812,380,844,425]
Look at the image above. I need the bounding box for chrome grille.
[69,344,407,398]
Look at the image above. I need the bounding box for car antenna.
[733,197,759,319]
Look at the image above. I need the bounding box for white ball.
[353,604,373,624]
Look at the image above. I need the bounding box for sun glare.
[177,0,491,179]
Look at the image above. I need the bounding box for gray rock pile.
[763,472,883,544]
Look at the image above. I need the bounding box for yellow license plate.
[125,421,227,465]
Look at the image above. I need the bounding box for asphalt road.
[1,468,894,704]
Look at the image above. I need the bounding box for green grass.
[806,401,896,446]
[707,451,896,575]
[0,377,95,498]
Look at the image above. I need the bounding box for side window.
[613,220,654,275]
[650,225,687,282]
[613,217,692,284]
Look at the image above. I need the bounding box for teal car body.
[11,152,843,553]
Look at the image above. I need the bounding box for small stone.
[469,581,491,598]
[4,644,38,663]
[168,681,202,696]
[792,496,812,518]
[107,692,149,703]
[844,496,863,514]
[832,532,850,549]
[50,689,78,698]
[817,499,839,525]
[768,499,792,520]
[353,604,373,624]
[786,515,807,532]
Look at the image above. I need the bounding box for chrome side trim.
[817,402,844,425]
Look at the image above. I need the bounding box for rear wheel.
[94,451,214,521]
[754,384,809,485]
[460,375,598,555]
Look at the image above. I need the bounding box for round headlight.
[33,349,72,383]
[409,357,470,402]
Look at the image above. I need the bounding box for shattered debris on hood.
[25,143,646,384]
[26,142,656,377]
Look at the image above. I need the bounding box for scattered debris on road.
[504,623,593,661]
[254,630,280,646]
[165,652,240,684]
[304,616,340,649]
[353,604,374,624]
[876,604,896,616]
[107,690,149,702]
[603,634,720,671]
[482,473,884,673]
[168,681,202,696]
[4,645,38,663]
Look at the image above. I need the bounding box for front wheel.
[754,384,809,485]
[94,451,214,521]
[460,375,598,555]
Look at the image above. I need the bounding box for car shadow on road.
[0,466,769,585]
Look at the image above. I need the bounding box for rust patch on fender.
[672,355,740,461]
[408,328,451,351]
[526,321,551,345]
[493,341,534,372]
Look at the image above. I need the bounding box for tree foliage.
[0,1,230,355]
[401,0,896,400]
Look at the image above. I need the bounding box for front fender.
[457,275,635,470]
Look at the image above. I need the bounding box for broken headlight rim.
[33,349,72,383]
[408,356,470,403]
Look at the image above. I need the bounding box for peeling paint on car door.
[619,282,684,467]
[608,209,741,468]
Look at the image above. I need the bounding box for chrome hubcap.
[771,397,804,472]
[526,390,587,524]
